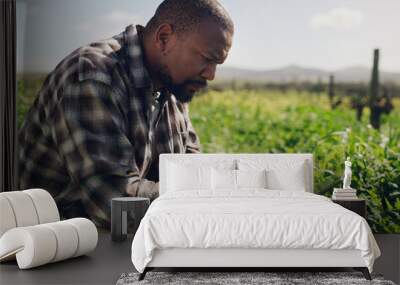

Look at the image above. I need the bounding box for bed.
[131,154,381,281]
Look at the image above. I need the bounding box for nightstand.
[111,197,150,242]
[332,198,366,218]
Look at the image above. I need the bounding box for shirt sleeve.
[53,78,156,227]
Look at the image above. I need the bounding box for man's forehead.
[191,21,233,61]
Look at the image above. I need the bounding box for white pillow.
[167,162,212,191]
[211,168,268,191]
[266,162,306,191]
[211,168,236,191]
[238,159,308,191]
[236,169,268,188]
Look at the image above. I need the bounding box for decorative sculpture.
[343,157,352,189]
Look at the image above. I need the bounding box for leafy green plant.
[191,90,400,233]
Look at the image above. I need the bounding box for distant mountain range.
[216,65,400,84]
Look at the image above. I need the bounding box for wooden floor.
[0,231,133,285]
[373,234,400,284]
[0,232,398,284]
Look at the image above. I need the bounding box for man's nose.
[200,63,217,81]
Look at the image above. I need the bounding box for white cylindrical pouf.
[0,196,17,237]
[66,218,98,257]
[42,221,79,262]
[1,192,39,227]
[23,188,60,224]
[0,226,57,269]
[0,218,97,269]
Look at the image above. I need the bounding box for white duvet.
[131,190,381,273]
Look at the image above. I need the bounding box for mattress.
[131,190,381,273]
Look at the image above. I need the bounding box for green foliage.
[17,74,47,128]
[191,90,400,233]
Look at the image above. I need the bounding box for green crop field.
[190,89,400,233]
[17,77,400,233]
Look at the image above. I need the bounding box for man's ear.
[155,23,176,54]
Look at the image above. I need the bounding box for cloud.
[309,8,364,31]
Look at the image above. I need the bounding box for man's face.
[158,21,233,103]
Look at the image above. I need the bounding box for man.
[18,0,234,228]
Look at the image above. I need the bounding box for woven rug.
[116,271,396,285]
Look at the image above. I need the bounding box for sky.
[16,0,400,73]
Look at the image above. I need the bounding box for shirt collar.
[123,24,152,89]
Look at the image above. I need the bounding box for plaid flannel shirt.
[18,24,201,228]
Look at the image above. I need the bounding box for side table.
[111,197,150,242]
[332,198,366,218]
